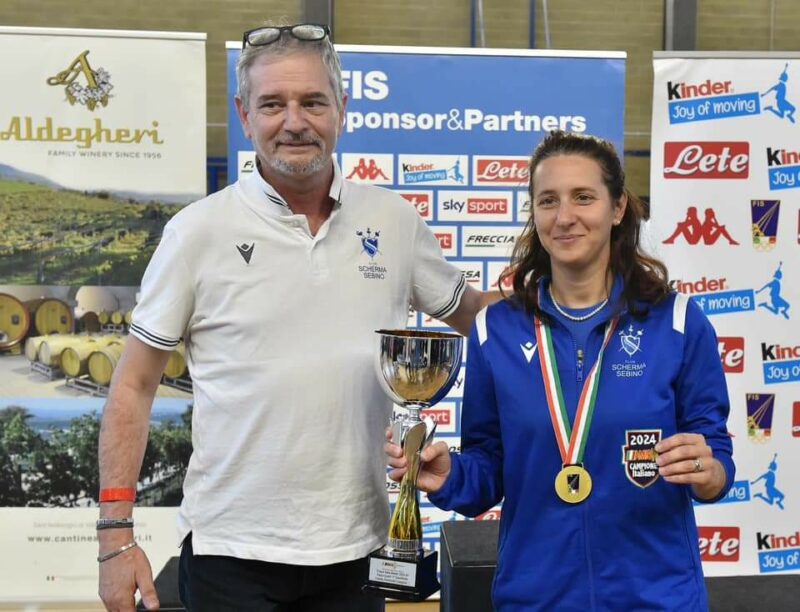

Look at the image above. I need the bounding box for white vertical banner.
[0,26,206,603]
[650,52,800,577]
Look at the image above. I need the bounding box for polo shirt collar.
[246,157,344,216]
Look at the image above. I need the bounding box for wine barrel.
[25,298,74,335]
[61,336,122,377]
[123,310,133,325]
[111,310,124,325]
[164,342,187,379]
[78,311,101,333]
[25,334,53,361]
[0,293,32,351]
[88,342,126,385]
[98,310,111,325]
[38,335,83,367]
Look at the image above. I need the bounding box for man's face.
[235,51,346,180]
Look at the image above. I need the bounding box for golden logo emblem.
[46,50,113,111]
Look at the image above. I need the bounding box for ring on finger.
[693,458,703,473]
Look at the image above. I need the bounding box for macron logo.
[521,341,537,363]
[236,242,254,264]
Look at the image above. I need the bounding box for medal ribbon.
[534,315,619,465]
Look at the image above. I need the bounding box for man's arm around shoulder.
[98,336,171,611]
[442,286,504,336]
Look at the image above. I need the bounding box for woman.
[386,131,734,611]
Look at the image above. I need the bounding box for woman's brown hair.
[500,130,670,319]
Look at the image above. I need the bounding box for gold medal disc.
[555,464,592,504]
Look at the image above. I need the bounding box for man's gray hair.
[236,22,344,113]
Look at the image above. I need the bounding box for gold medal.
[555,464,592,504]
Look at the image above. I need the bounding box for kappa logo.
[236,242,254,264]
[520,341,537,363]
[356,228,380,258]
[47,50,113,111]
[621,429,661,488]
[663,206,739,245]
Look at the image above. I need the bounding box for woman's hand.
[385,428,452,494]
[655,433,726,501]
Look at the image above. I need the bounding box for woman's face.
[531,154,626,276]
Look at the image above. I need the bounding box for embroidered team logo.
[622,429,662,488]
[751,200,780,251]
[236,242,254,264]
[356,228,381,258]
[618,325,644,356]
[520,341,537,363]
[46,50,113,111]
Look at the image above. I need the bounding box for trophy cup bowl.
[365,329,463,601]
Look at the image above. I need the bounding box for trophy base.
[363,547,440,602]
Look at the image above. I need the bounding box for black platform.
[440,520,800,612]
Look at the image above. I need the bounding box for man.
[98,23,497,611]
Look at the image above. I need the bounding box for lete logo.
[719,337,745,373]
[698,526,740,562]
[664,142,749,179]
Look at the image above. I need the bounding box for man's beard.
[266,135,329,177]
[267,150,328,176]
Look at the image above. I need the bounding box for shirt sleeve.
[129,223,194,351]
[676,299,736,503]
[428,310,504,515]
[408,212,466,320]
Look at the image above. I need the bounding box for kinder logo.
[666,79,760,124]
[670,276,755,317]
[664,142,749,179]
[719,337,745,373]
[766,147,800,190]
[757,530,800,573]
[473,157,529,186]
[698,526,740,562]
[761,341,800,385]
[396,191,432,219]
[667,79,734,101]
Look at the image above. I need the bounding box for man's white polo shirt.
[130,161,465,565]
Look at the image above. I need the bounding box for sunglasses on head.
[242,24,331,50]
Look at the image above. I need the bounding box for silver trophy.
[365,329,463,601]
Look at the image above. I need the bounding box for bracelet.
[97,541,138,563]
[99,487,136,503]
[96,518,134,530]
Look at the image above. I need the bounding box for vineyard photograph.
[0,179,181,285]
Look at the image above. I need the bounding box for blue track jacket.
[429,279,735,611]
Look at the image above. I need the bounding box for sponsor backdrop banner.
[650,52,800,576]
[227,43,625,572]
[0,27,205,601]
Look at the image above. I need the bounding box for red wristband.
[99,487,136,503]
